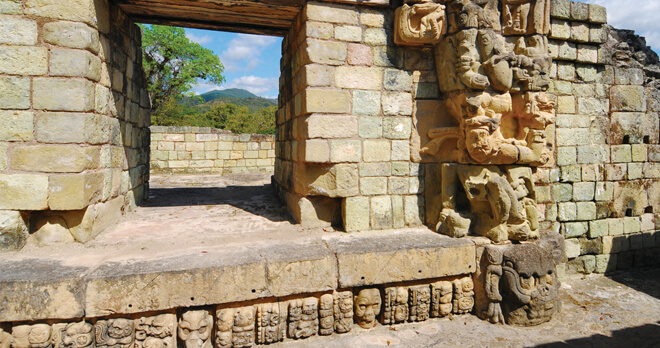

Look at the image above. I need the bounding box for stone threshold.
[0,228,475,322]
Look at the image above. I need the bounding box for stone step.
[0,229,475,322]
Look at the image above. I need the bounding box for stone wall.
[0,0,150,250]
[150,126,275,174]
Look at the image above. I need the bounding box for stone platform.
[0,174,475,322]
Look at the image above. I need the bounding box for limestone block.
[0,110,33,141]
[326,230,475,287]
[588,4,607,24]
[576,45,598,64]
[0,210,28,250]
[577,145,609,164]
[556,147,576,166]
[382,92,413,116]
[564,238,580,259]
[330,139,361,163]
[359,162,390,177]
[589,219,608,239]
[628,163,643,180]
[576,202,597,221]
[347,43,373,66]
[391,140,409,161]
[561,165,581,182]
[404,195,423,226]
[364,28,387,45]
[303,39,347,66]
[557,62,575,81]
[26,0,98,27]
[552,183,573,202]
[31,214,75,246]
[306,115,357,139]
[577,97,607,116]
[557,41,577,60]
[301,64,334,87]
[383,117,412,140]
[335,25,362,42]
[384,69,413,92]
[570,1,588,21]
[594,182,613,202]
[335,66,382,90]
[0,143,6,172]
[0,174,48,210]
[294,163,359,198]
[589,26,606,44]
[0,16,37,45]
[360,177,387,195]
[388,177,409,195]
[300,139,329,163]
[0,46,48,75]
[573,182,595,201]
[363,139,390,162]
[85,248,267,317]
[373,46,403,68]
[551,0,570,19]
[611,145,632,163]
[0,0,22,14]
[570,23,589,42]
[550,19,569,39]
[343,196,370,232]
[11,145,99,173]
[0,76,30,110]
[33,78,95,112]
[43,20,100,53]
[50,48,101,80]
[556,95,576,113]
[563,222,588,238]
[303,89,351,114]
[610,86,646,112]
[556,128,589,146]
[354,91,381,116]
[0,258,88,321]
[557,202,576,221]
[48,172,103,210]
[370,195,393,229]
[361,9,386,27]
[632,144,647,162]
[305,2,358,24]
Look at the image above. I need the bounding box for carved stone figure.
[0,326,11,348]
[232,306,256,347]
[501,0,551,35]
[452,277,475,314]
[431,281,453,317]
[476,242,560,326]
[53,322,93,348]
[215,308,233,348]
[395,1,446,46]
[288,298,318,339]
[318,294,334,335]
[382,287,408,325]
[95,319,134,348]
[435,164,539,243]
[256,303,286,344]
[12,324,52,348]
[134,314,176,348]
[408,285,431,322]
[354,289,382,329]
[333,291,353,334]
[177,310,212,348]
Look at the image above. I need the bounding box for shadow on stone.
[534,321,660,348]
[605,267,660,301]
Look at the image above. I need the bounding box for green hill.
[200,88,259,101]
[195,89,277,113]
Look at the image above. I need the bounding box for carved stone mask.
[354,289,382,329]
[62,322,93,348]
[178,311,212,348]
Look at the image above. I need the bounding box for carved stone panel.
[333,291,353,334]
[53,322,93,348]
[287,298,318,339]
[95,319,134,348]
[0,325,11,348]
[12,324,52,348]
[430,281,453,318]
[354,289,382,329]
[256,303,286,344]
[382,287,408,325]
[134,314,176,348]
[394,2,447,46]
[318,294,334,336]
[177,310,212,348]
[452,277,475,314]
[232,306,256,348]
[408,285,431,322]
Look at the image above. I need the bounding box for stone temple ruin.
[0,0,659,346]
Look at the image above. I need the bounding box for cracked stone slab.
[324,229,476,288]
[256,239,338,297]
[84,246,267,317]
[0,258,89,322]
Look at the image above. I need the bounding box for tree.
[139,25,225,117]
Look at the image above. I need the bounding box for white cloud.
[583,0,660,50]
[220,34,278,71]
[185,32,212,45]
[221,76,279,97]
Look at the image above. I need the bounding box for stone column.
[0,0,150,250]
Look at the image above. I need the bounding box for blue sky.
[186,0,659,98]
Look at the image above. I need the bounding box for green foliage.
[140,24,225,115]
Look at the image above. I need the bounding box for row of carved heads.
[0,278,474,348]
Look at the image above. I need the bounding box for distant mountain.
[200,88,259,101]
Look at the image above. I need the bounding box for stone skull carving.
[177,310,212,348]
[354,289,382,329]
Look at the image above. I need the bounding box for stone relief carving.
[215,308,233,348]
[95,319,134,348]
[431,281,453,317]
[177,310,212,348]
[256,302,286,344]
[354,289,382,329]
[382,287,408,325]
[12,324,52,348]
[287,298,318,339]
[216,306,256,348]
[318,294,334,336]
[53,322,93,348]
[452,277,475,314]
[0,326,11,348]
[395,1,447,46]
[232,306,256,348]
[476,242,559,326]
[333,291,353,334]
[134,314,176,348]
[408,285,431,322]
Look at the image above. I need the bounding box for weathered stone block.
[551,0,570,19]
[611,145,632,163]
[303,89,351,114]
[0,210,28,251]
[347,43,373,66]
[343,196,370,232]
[302,64,334,87]
[558,202,576,221]
[550,19,570,39]
[0,0,22,14]
[388,177,409,195]
[589,219,608,238]
[0,16,37,45]
[353,91,381,116]
[570,22,589,42]
[577,202,597,221]
[588,4,607,24]
[0,174,48,210]
[557,147,576,166]
[556,128,589,146]
[391,140,409,161]
[595,254,616,274]
[303,39,347,66]
[382,92,413,116]
[330,139,361,163]
[306,115,357,139]
[11,145,99,173]
[0,76,30,110]
[0,46,47,75]
[384,69,413,91]
[565,238,580,259]
[25,0,98,27]
[294,163,359,198]
[577,97,607,116]
[335,25,361,42]
[48,172,103,210]
[553,183,573,202]
[364,28,387,45]
[0,110,33,141]
[359,162,390,177]
[360,177,387,195]
[33,78,95,112]
[304,21,333,40]
[573,182,595,201]
[563,222,588,238]
[43,20,100,53]
[577,145,609,164]
[610,86,646,112]
[50,48,101,81]
[335,66,382,90]
[383,117,412,140]
[363,139,390,162]
[305,2,358,24]
[557,95,576,113]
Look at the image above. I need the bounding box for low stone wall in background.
[150,126,275,175]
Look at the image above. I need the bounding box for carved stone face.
[178,311,212,348]
[302,298,317,315]
[338,296,352,314]
[354,289,382,329]
[62,322,93,348]
[107,319,133,339]
[234,307,254,328]
[320,294,333,311]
